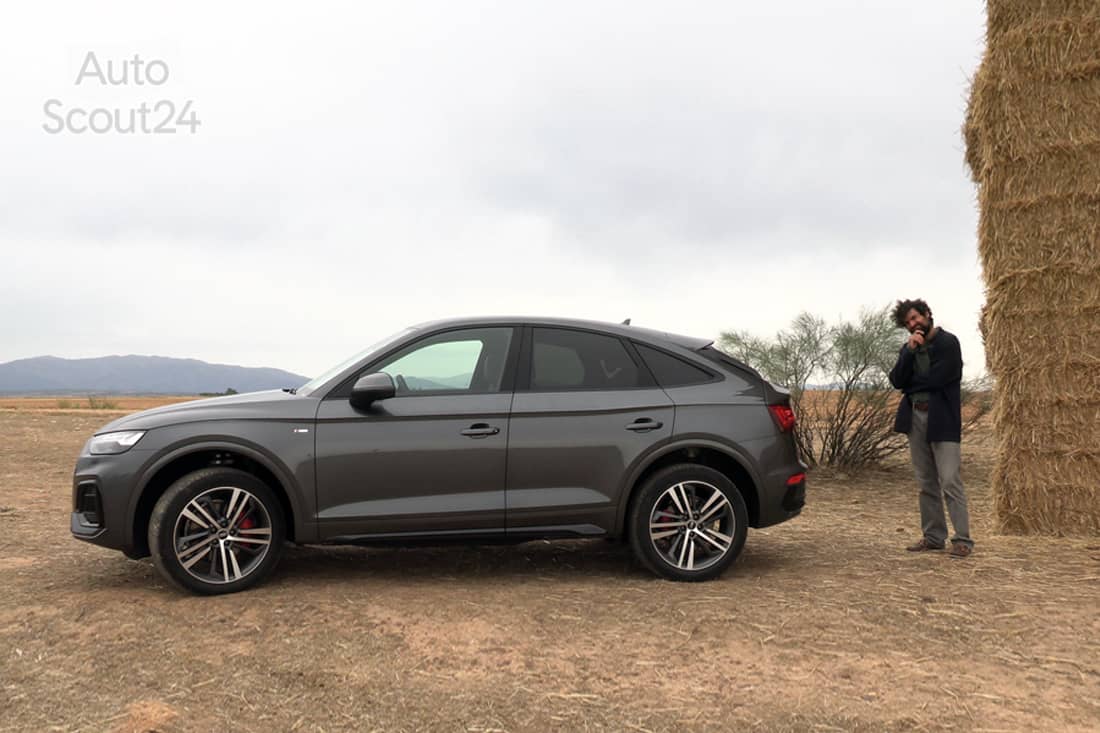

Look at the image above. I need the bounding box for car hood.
[95,390,318,433]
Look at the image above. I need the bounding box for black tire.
[148,467,285,595]
[629,464,748,582]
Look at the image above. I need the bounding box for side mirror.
[350,372,396,409]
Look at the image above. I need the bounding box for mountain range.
[0,355,308,395]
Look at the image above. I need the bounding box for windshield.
[296,327,416,396]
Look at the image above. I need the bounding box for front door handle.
[461,423,500,438]
[626,418,663,432]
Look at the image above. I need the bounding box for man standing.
[889,299,973,558]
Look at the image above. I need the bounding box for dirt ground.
[1,403,1098,732]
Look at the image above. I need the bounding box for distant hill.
[406,373,473,391]
[0,355,308,395]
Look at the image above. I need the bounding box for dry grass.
[1,412,1098,732]
[966,2,1100,534]
[0,396,198,414]
[798,389,989,423]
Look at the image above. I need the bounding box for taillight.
[786,472,806,486]
[768,404,796,433]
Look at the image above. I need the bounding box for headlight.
[88,430,146,455]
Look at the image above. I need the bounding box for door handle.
[461,423,500,438]
[626,418,663,432]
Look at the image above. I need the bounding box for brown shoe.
[906,538,945,552]
[949,542,973,559]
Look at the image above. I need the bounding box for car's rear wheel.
[148,467,285,595]
[629,464,748,582]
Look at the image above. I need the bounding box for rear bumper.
[754,462,807,528]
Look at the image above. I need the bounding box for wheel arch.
[127,440,304,558]
[617,440,762,540]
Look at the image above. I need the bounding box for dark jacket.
[888,327,963,442]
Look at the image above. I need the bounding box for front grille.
[76,482,102,526]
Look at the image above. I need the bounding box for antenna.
[621,318,631,325]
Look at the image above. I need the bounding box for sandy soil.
[1,407,1098,732]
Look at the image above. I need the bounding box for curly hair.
[892,298,932,329]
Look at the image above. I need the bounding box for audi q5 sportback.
[72,317,806,594]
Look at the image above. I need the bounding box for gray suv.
[72,317,806,594]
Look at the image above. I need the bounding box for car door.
[314,326,519,540]
[506,326,675,536]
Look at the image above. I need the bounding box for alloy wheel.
[648,480,736,572]
[172,486,273,584]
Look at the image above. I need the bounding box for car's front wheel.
[629,464,748,582]
[148,467,285,595]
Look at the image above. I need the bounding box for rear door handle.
[626,418,663,432]
[461,423,500,438]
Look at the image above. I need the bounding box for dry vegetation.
[0,396,193,413]
[1,404,1098,732]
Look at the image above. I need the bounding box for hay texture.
[966,0,1100,535]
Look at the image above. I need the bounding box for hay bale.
[966,1,1100,535]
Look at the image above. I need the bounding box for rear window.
[634,343,715,387]
[698,346,761,380]
[531,328,644,390]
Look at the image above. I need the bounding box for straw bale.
[970,78,1100,160]
[995,364,1100,398]
[987,1,1100,41]
[986,15,1100,79]
[984,304,1100,349]
[967,2,1100,535]
[985,150,1100,204]
[993,396,1100,428]
[984,269,1100,315]
[994,460,1100,534]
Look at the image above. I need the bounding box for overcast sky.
[0,1,988,380]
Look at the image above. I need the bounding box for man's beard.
[914,318,934,335]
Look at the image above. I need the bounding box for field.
[1,400,1098,732]
[0,396,197,412]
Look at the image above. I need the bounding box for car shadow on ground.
[272,535,803,585]
[275,539,647,583]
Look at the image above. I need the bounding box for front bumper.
[71,449,152,558]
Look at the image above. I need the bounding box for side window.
[531,328,642,390]
[634,343,715,387]
[376,328,513,395]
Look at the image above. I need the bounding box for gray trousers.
[908,408,972,547]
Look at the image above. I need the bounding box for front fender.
[126,423,318,548]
